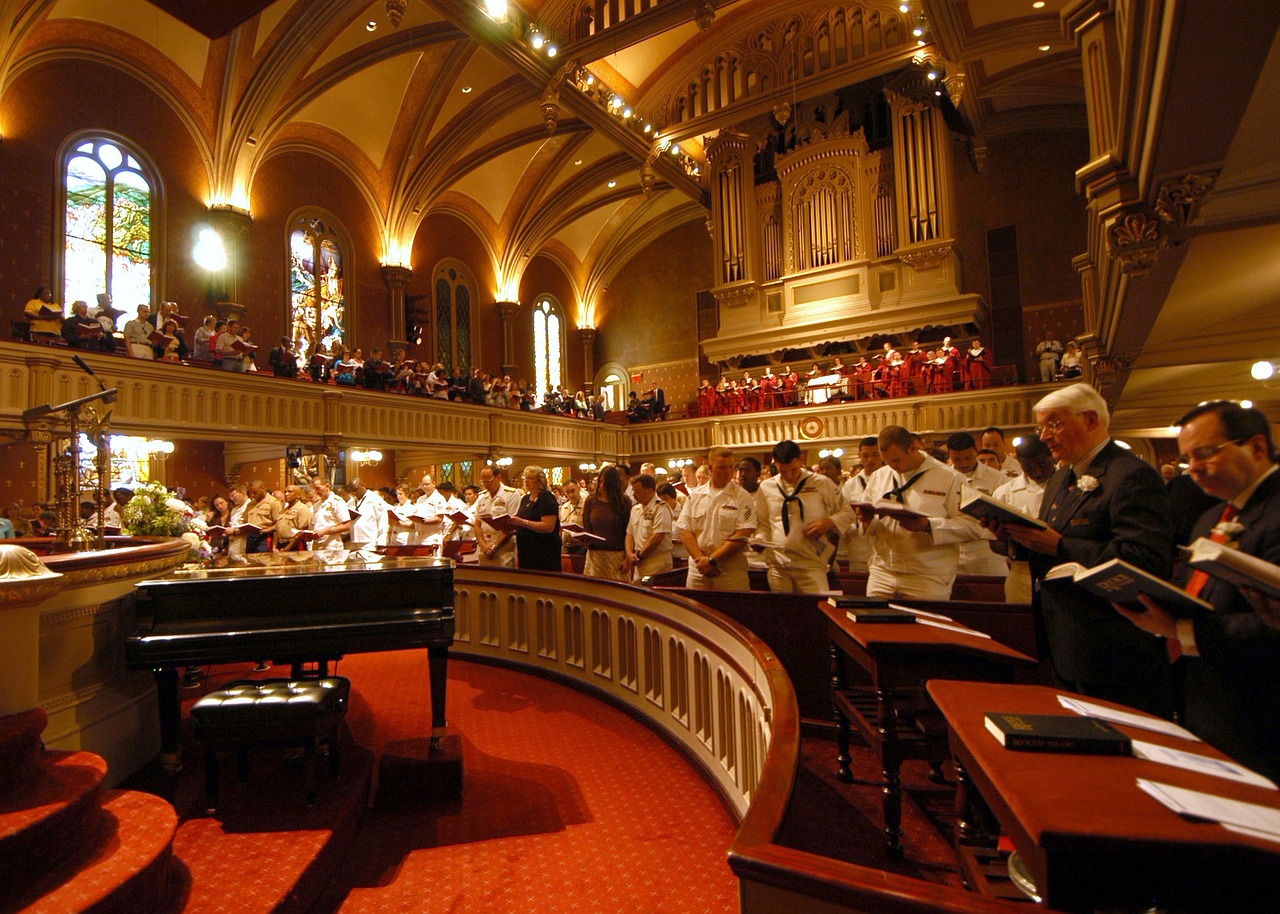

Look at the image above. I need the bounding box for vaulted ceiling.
[2,0,1085,318]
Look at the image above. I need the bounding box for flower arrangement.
[121,482,192,536]
[121,482,212,561]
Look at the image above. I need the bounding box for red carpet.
[322,654,740,914]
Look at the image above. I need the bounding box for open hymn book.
[1183,537,1280,599]
[1043,558,1212,616]
[849,500,928,522]
[959,486,1048,529]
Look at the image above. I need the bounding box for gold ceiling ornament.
[694,0,716,32]
[639,160,656,198]
[540,83,561,135]
[773,101,791,127]
[1154,171,1218,230]
[386,0,407,29]
[1106,206,1166,275]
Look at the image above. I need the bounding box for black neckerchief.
[886,468,928,503]
[779,474,809,534]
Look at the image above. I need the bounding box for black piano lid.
[136,553,453,588]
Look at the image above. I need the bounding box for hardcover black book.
[845,608,916,624]
[984,713,1132,755]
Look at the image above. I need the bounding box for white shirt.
[841,471,875,570]
[957,463,1008,575]
[992,473,1046,518]
[387,498,415,547]
[474,484,522,542]
[310,492,351,554]
[757,469,852,570]
[349,489,388,548]
[627,498,673,559]
[674,480,756,557]
[441,494,473,542]
[412,489,448,546]
[864,454,982,585]
[226,500,248,556]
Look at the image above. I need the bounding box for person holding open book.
[999,382,1175,718]
[858,426,983,600]
[23,285,62,338]
[757,440,853,593]
[473,466,521,567]
[1111,401,1280,779]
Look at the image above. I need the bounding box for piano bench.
[190,677,350,813]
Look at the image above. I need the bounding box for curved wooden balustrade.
[450,566,1028,914]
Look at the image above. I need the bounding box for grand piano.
[126,554,454,761]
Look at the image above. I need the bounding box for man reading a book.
[1112,400,1280,779]
[859,425,983,600]
[1002,383,1175,717]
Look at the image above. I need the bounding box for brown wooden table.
[927,680,1280,912]
[819,600,1036,858]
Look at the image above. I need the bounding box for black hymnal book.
[960,487,1048,530]
[1042,557,1211,616]
[1183,537,1280,599]
[984,713,1132,755]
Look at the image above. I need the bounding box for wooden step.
[0,750,107,901]
[11,789,180,914]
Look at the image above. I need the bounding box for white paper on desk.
[914,617,992,639]
[1137,779,1280,835]
[1057,695,1202,741]
[1131,740,1277,790]
[888,602,953,622]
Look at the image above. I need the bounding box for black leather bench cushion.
[191,678,350,741]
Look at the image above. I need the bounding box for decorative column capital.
[381,264,412,288]
[206,204,253,238]
[495,300,520,320]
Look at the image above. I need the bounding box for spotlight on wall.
[1251,360,1276,381]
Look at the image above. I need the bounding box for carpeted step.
[0,709,49,797]
[7,788,180,914]
[0,750,108,902]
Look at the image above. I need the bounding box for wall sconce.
[147,439,175,462]
[668,458,693,469]
[579,461,598,472]
[818,448,844,459]
[351,448,383,468]
[487,455,513,468]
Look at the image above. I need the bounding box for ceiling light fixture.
[461,86,472,93]
[366,21,377,31]
[1251,360,1276,381]
[547,44,558,57]
[530,29,544,50]
[1033,1,1045,8]
[1039,44,1051,51]
[607,180,617,188]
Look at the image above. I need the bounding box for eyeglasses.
[1177,438,1245,466]
[1035,412,1081,436]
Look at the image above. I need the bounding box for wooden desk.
[819,601,1036,858]
[927,680,1280,912]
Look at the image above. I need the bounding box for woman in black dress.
[511,465,561,571]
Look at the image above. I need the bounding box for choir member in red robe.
[964,338,993,389]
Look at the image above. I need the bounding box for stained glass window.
[63,139,153,315]
[433,262,474,373]
[289,215,345,364]
[533,297,563,403]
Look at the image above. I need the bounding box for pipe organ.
[702,70,978,364]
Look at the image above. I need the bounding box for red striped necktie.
[1169,503,1240,662]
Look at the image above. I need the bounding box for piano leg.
[155,667,182,772]
[428,643,449,748]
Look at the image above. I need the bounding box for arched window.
[62,136,156,312]
[532,296,564,401]
[289,213,347,364]
[433,260,474,373]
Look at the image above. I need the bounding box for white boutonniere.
[1076,474,1099,493]
[1213,520,1245,542]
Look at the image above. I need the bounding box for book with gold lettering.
[984,712,1132,755]
[1042,557,1212,616]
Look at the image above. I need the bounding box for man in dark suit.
[1114,401,1280,780]
[1002,383,1176,717]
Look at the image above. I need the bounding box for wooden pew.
[652,585,1045,725]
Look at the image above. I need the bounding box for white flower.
[1213,520,1245,541]
[165,497,192,516]
[1076,474,1099,493]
